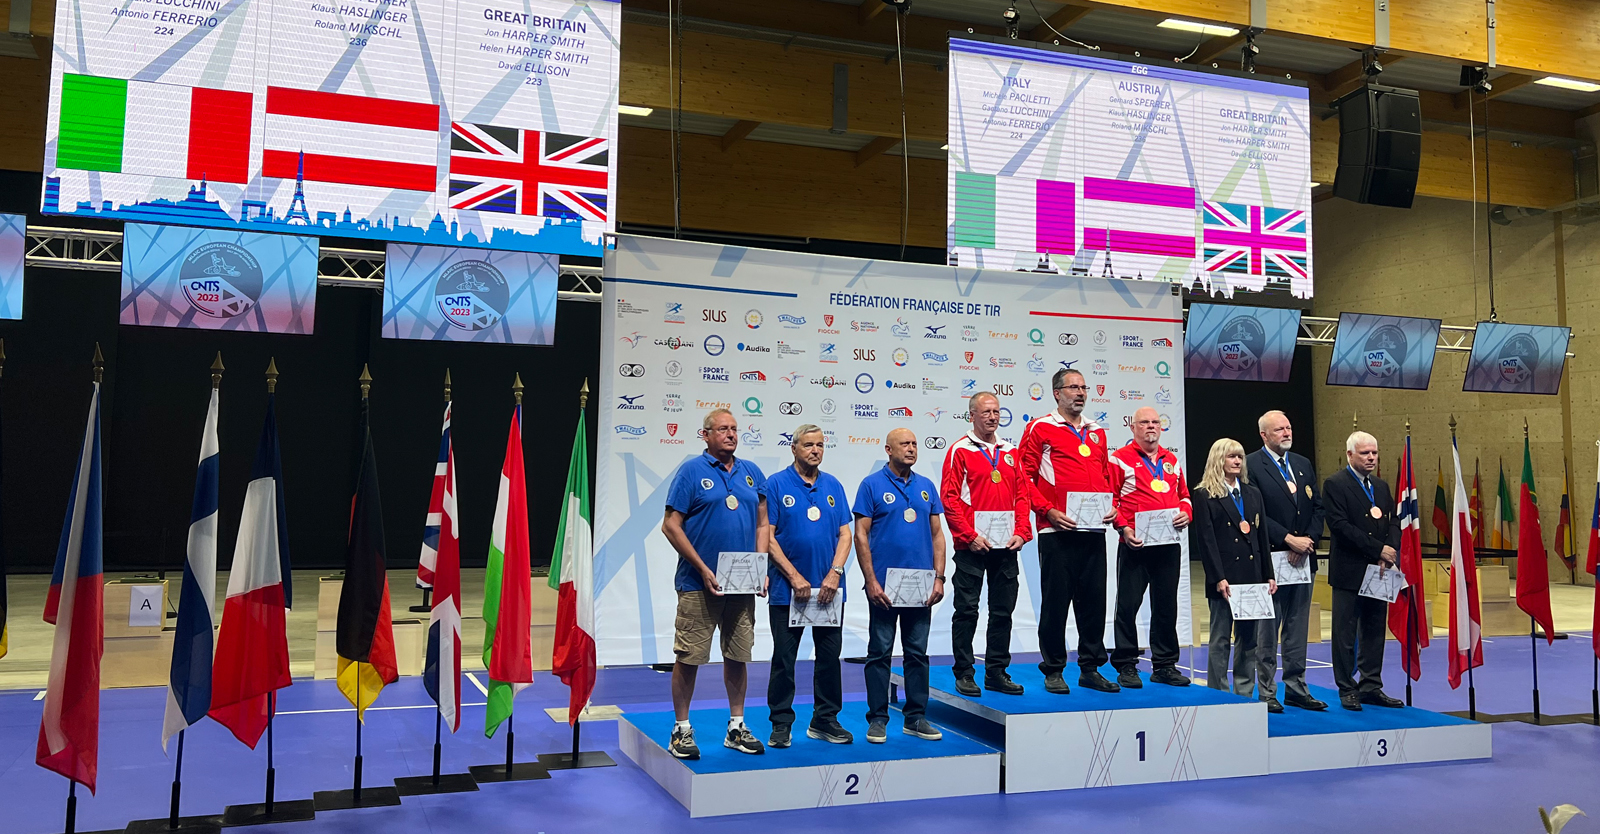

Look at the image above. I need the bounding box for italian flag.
[550,407,595,724]
[56,74,252,183]
[482,399,532,738]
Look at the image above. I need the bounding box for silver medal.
[725,495,739,511]
[807,505,821,522]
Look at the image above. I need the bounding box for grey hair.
[703,408,734,431]
[1346,430,1377,453]
[792,423,823,441]
[1258,410,1288,433]
[968,391,999,412]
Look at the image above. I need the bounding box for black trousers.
[1036,531,1109,674]
[950,548,1020,679]
[1111,542,1182,671]
[766,604,844,728]
[1330,586,1387,696]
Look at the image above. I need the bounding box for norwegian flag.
[1202,202,1308,280]
[448,123,609,222]
[1387,435,1430,681]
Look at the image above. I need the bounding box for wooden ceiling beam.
[857,0,887,25]
[854,135,900,167]
[720,119,761,151]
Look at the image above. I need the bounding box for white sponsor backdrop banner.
[596,235,1190,666]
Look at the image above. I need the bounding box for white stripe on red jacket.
[1111,442,1192,530]
[1017,411,1120,533]
[940,431,1033,549]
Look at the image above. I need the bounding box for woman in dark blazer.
[1192,438,1281,712]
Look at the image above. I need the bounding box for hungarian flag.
[422,402,462,733]
[1470,463,1484,547]
[550,407,596,725]
[1493,461,1515,549]
[1553,489,1573,571]
[336,399,397,717]
[38,380,104,791]
[1516,437,1555,643]
[1432,460,1451,545]
[163,385,219,749]
[55,74,252,183]
[1388,436,1430,680]
[263,87,440,192]
[209,391,293,749]
[1447,438,1484,690]
[483,401,533,738]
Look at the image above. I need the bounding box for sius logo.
[853,404,880,418]
[855,373,875,394]
[702,309,728,323]
[853,348,877,362]
[891,318,911,337]
[619,363,645,377]
[1121,335,1145,349]
[663,302,685,324]
[778,314,807,327]
[614,425,647,436]
[616,394,645,411]
[925,325,947,339]
[703,335,726,356]
[993,384,1014,397]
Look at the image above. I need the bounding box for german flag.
[336,374,397,717]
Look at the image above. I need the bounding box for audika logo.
[432,260,509,331]
[182,242,263,318]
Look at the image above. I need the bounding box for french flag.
[422,402,462,732]
[37,379,105,791]
[209,392,293,748]
[163,385,219,749]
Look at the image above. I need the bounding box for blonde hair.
[1198,437,1248,497]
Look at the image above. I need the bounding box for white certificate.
[884,568,936,607]
[1134,508,1180,546]
[1065,492,1115,530]
[1226,583,1275,620]
[788,594,843,627]
[1272,550,1312,585]
[1358,564,1409,603]
[974,511,1014,546]
[716,551,768,595]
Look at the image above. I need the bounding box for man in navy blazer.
[1246,411,1326,711]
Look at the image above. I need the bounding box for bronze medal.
[903,508,917,523]
[1369,505,1382,519]
[1240,520,1251,534]
[991,469,1003,483]
[725,495,739,511]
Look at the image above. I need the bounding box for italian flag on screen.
[55,74,252,183]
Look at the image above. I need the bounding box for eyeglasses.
[708,426,739,434]
[1055,385,1089,392]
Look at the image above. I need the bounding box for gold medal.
[1151,479,1169,493]
[1078,444,1092,457]
[903,508,917,523]
[991,469,1004,483]
[807,505,821,522]
[725,495,739,511]
[1369,505,1382,519]
[1240,520,1251,534]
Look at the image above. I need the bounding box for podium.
[103,579,173,689]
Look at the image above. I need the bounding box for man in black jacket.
[1247,411,1326,711]
[1322,431,1403,710]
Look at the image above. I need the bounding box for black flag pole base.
[124,816,222,834]
[467,762,551,783]
[219,800,316,827]
[537,751,616,770]
[312,786,402,811]
[393,773,479,796]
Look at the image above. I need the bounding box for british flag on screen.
[1201,202,1307,279]
[448,123,610,223]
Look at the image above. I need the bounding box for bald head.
[886,427,918,472]
[1131,407,1163,451]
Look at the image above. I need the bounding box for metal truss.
[24,225,604,301]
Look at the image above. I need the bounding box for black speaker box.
[1333,84,1422,208]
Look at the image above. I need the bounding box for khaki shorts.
[673,590,756,665]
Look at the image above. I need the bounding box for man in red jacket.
[941,392,1032,696]
[1018,368,1122,695]
[1110,406,1193,688]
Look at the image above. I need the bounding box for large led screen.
[1463,322,1571,395]
[1184,302,1300,382]
[1326,312,1441,391]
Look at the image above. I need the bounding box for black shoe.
[1150,667,1191,687]
[768,724,792,749]
[806,719,854,744]
[724,725,765,754]
[953,674,981,697]
[669,726,701,759]
[1284,693,1328,711]
[1264,698,1285,714]
[1340,694,1363,711]
[1117,668,1144,689]
[1360,690,1405,709]
[1078,669,1121,693]
[902,718,943,740]
[985,674,1025,695]
[866,720,888,744]
[1043,672,1071,694]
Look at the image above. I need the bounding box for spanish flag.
[336,382,397,717]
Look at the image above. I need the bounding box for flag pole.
[1404,419,1416,707]
[1526,419,1541,725]
[1453,417,1478,720]
[504,375,522,780]
[62,347,102,834]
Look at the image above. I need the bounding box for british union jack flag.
[1201,202,1308,279]
[448,123,609,222]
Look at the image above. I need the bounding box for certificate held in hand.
[716,551,767,594]
[1065,492,1114,530]
[1134,508,1180,546]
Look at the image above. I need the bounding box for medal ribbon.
[887,469,915,509]
[1349,466,1375,506]
[1142,451,1166,487]
[1064,421,1091,449]
[1229,486,1244,518]
[714,456,740,504]
[978,438,1003,474]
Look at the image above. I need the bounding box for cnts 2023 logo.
[181,242,264,318]
[435,260,511,331]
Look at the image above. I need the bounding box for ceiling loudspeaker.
[1332,84,1422,209]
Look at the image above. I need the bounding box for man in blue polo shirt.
[764,424,854,748]
[662,408,768,759]
[854,427,947,743]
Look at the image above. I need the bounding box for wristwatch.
[935,574,946,581]
[831,565,846,577]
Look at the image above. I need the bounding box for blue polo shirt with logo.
[763,465,852,606]
[852,465,944,586]
[665,452,767,592]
